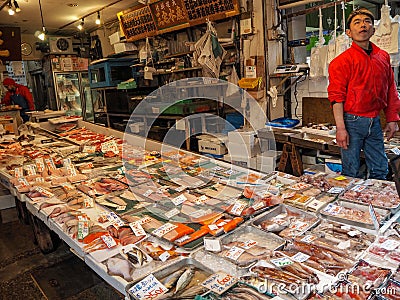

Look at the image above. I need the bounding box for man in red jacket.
[328,8,400,179]
[2,77,34,122]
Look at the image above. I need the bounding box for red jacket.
[328,42,400,122]
[2,84,35,110]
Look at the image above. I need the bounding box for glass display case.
[53,71,88,116]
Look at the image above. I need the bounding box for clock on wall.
[21,42,32,56]
[56,37,70,51]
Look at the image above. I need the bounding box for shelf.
[156,66,202,75]
[163,51,193,59]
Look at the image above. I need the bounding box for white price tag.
[128,274,168,300]
[291,252,311,263]
[323,203,343,215]
[351,185,366,192]
[337,240,351,250]
[204,238,221,252]
[84,197,94,208]
[63,158,72,166]
[83,145,96,153]
[106,212,125,228]
[116,205,126,211]
[17,177,29,187]
[152,223,177,238]
[36,177,45,183]
[175,186,186,192]
[271,257,293,267]
[35,158,45,173]
[129,222,147,237]
[101,140,119,154]
[347,230,362,237]
[143,189,154,197]
[139,216,153,225]
[44,157,56,171]
[368,204,380,231]
[25,164,37,176]
[14,167,23,178]
[381,239,400,251]
[208,224,219,231]
[165,208,180,219]
[391,147,400,155]
[194,195,208,205]
[225,246,245,261]
[328,187,345,194]
[66,165,77,176]
[159,251,170,262]
[230,200,247,216]
[101,234,117,248]
[301,235,318,243]
[201,272,237,295]
[171,194,187,206]
[237,240,258,250]
[289,220,309,232]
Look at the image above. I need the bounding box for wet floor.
[0,207,124,300]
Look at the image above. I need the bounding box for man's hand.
[384,122,399,141]
[336,127,349,149]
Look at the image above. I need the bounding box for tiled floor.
[0,207,123,300]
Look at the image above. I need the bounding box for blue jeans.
[341,113,388,180]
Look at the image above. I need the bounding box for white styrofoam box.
[302,155,317,165]
[129,122,144,133]
[228,129,256,146]
[176,119,186,130]
[227,141,260,157]
[223,154,257,169]
[198,140,227,155]
[114,42,137,53]
[257,151,280,173]
[325,157,342,175]
[197,133,229,144]
[109,31,122,45]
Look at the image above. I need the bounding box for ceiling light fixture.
[8,3,15,15]
[36,0,46,40]
[77,18,84,30]
[14,0,21,12]
[95,11,101,25]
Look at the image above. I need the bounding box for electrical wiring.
[293,73,308,119]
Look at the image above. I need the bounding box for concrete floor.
[0,207,124,300]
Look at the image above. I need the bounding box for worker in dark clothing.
[2,78,35,122]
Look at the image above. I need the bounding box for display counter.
[2,121,400,300]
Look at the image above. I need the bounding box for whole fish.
[174,267,195,294]
[162,269,186,290]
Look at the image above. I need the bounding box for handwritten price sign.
[202,272,237,295]
[128,274,168,300]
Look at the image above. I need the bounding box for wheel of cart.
[15,197,30,225]
[29,213,60,254]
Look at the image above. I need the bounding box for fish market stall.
[1,120,400,299]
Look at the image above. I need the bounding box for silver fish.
[174,267,195,294]
[162,269,186,290]
[127,248,146,266]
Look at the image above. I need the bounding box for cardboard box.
[114,42,137,53]
[198,139,227,155]
[109,31,122,45]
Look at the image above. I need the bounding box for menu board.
[150,0,189,32]
[118,6,157,42]
[119,0,239,42]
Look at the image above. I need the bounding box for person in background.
[328,7,400,180]
[1,77,34,122]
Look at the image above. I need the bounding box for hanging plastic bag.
[309,8,329,79]
[226,66,239,96]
